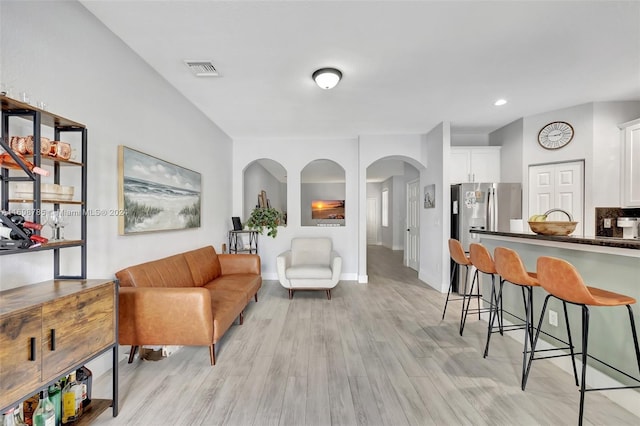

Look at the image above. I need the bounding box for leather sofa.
[276,237,341,300]
[115,245,261,365]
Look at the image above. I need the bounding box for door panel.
[406,180,419,271]
[367,198,379,244]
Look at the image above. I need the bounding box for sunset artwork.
[311,200,345,220]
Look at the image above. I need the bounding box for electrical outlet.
[549,310,558,327]
[604,218,612,228]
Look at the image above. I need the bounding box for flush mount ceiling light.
[494,98,508,106]
[312,68,342,89]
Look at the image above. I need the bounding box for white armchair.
[276,237,342,300]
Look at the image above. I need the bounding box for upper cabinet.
[450,146,501,183]
[620,118,640,207]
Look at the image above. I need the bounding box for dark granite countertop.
[470,229,640,250]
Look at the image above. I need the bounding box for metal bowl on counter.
[528,208,578,236]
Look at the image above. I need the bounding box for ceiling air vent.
[184,60,219,77]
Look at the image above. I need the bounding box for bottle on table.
[32,390,55,426]
[61,372,83,424]
[47,383,61,426]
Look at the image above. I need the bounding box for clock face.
[538,121,574,150]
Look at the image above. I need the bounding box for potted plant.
[245,207,284,238]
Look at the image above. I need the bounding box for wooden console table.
[0,279,118,421]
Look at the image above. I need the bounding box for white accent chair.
[276,237,342,300]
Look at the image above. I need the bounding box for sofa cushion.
[115,253,195,288]
[184,246,222,286]
[204,274,262,303]
[286,265,333,279]
[207,288,246,343]
[291,238,332,266]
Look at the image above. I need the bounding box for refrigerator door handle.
[487,187,495,231]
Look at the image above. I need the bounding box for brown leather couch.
[115,245,261,365]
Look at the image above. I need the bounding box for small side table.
[228,230,259,254]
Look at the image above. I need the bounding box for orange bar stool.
[491,247,577,390]
[462,243,501,336]
[528,256,640,426]
[442,239,473,323]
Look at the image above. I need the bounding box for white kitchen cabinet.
[450,146,501,183]
[620,118,640,207]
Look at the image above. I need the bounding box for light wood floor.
[91,245,639,425]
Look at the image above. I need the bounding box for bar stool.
[442,239,472,323]
[527,256,640,426]
[491,247,577,390]
[461,243,500,336]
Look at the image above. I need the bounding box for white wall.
[419,123,451,292]
[1,0,233,374]
[490,118,523,184]
[233,138,359,281]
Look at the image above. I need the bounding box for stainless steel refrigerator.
[450,182,522,291]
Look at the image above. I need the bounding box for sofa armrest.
[218,253,261,275]
[276,250,292,288]
[119,287,213,346]
[330,251,342,284]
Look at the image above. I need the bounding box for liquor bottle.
[32,390,55,426]
[61,372,82,424]
[2,212,43,230]
[0,152,49,176]
[47,383,61,426]
[75,367,92,409]
[0,225,32,240]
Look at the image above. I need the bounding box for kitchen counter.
[471,229,640,257]
[469,229,640,395]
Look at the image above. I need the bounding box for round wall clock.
[537,121,574,150]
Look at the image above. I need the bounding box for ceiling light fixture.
[494,99,508,106]
[312,68,342,89]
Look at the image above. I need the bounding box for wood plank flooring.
[91,245,639,425]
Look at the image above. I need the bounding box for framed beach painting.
[118,146,201,235]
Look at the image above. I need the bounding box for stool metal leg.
[460,268,478,335]
[563,300,579,387]
[483,276,501,358]
[523,294,551,390]
[521,286,533,390]
[578,305,590,426]
[626,305,640,375]
[442,262,458,320]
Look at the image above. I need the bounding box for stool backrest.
[494,247,538,286]
[448,239,471,266]
[536,256,595,305]
[469,243,496,274]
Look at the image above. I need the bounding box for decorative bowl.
[528,221,578,236]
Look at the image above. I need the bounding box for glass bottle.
[61,372,80,424]
[47,383,61,426]
[0,152,49,176]
[32,390,55,426]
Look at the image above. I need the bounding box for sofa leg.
[254,293,258,302]
[128,345,138,363]
[289,289,294,299]
[326,289,332,300]
[239,311,244,325]
[209,344,216,366]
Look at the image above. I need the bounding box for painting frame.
[118,145,202,235]
[424,184,436,209]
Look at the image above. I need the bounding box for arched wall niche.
[300,159,346,227]
[243,158,287,225]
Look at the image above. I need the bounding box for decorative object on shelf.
[118,146,201,235]
[312,68,342,89]
[311,200,345,220]
[0,150,49,176]
[424,184,436,209]
[232,216,243,231]
[246,207,283,238]
[537,121,574,150]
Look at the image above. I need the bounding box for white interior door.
[529,161,584,235]
[366,197,379,244]
[406,179,419,270]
